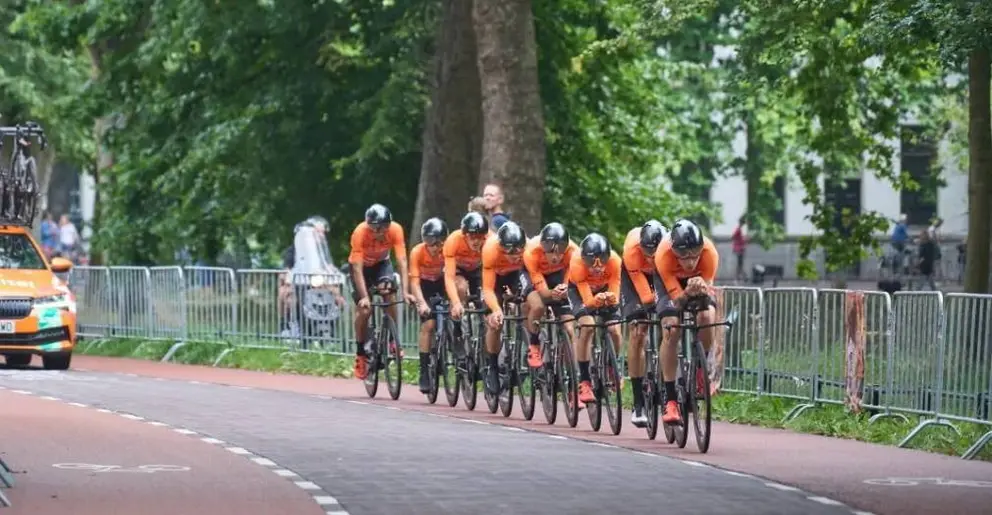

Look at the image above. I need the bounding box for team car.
[0,224,77,369]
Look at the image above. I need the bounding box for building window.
[899,125,938,226]
[824,177,862,275]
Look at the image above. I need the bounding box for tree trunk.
[412,0,483,239]
[964,47,991,293]
[473,0,547,236]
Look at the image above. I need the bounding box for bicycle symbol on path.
[53,463,191,474]
[863,477,992,488]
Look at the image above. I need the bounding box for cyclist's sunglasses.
[673,247,702,260]
[541,241,565,254]
[504,245,524,255]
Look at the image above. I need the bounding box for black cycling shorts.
[348,260,396,302]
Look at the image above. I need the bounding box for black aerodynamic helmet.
[580,232,611,267]
[670,219,704,256]
[639,219,668,254]
[497,221,527,253]
[365,203,392,228]
[421,217,449,245]
[539,222,569,253]
[460,211,489,235]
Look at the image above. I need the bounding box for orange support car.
[0,224,77,370]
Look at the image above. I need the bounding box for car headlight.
[34,293,76,314]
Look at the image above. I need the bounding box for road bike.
[662,293,738,453]
[457,294,488,411]
[424,293,460,406]
[363,280,406,400]
[533,304,578,426]
[579,307,624,435]
[490,290,527,417]
[632,309,664,441]
[0,121,46,224]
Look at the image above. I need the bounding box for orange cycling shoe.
[578,380,596,404]
[354,355,369,380]
[662,400,682,424]
[527,344,543,368]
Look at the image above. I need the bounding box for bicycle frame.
[363,281,406,400]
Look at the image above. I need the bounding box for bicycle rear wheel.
[382,314,403,400]
[600,338,623,436]
[691,340,712,453]
[441,320,461,407]
[559,334,580,428]
[426,331,441,405]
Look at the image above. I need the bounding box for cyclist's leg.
[568,284,598,404]
[659,278,684,423]
[620,268,648,421]
[524,270,560,366]
[417,279,444,391]
[349,262,381,379]
[483,272,514,393]
[374,260,399,322]
[451,270,471,339]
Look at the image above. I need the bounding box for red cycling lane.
[73,355,992,515]
[0,387,324,515]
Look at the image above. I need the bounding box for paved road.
[0,386,323,515]
[0,364,857,515]
[64,356,992,515]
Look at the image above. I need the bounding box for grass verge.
[74,337,992,462]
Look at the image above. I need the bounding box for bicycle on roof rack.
[363,279,405,400]
[0,121,47,225]
[646,293,738,453]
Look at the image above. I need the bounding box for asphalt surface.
[0,366,852,515]
[0,384,323,515]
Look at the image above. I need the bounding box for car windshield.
[0,233,47,270]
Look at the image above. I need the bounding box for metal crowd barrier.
[66,265,992,459]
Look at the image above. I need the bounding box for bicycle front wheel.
[691,340,712,453]
[559,335,580,428]
[441,319,461,407]
[381,314,403,400]
[600,337,623,436]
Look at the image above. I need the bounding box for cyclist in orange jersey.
[481,221,531,396]
[568,232,622,405]
[654,219,719,426]
[348,204,415,380]
[521,222,578,369]
[443,212,489,331]
[410,217,449,393]
[619,219,673,427]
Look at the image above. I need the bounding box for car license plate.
[0,320,14,333]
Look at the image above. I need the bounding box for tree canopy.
[3,0,989,290]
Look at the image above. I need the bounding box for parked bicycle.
[662,294,738,453]
[424,293,460,406]
[0,121,47,223]
[578,308,624,435]
[362,280,406,400]
[532,304,578,426]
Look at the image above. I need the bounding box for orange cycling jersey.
[409,242,444,285]
[348,222,407,267]
[622,227,659,305]
[568,250,622,309]
[443,229,485,302]
[522,236,577,293]
[482,234,525,313]
[654,236,719,298]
